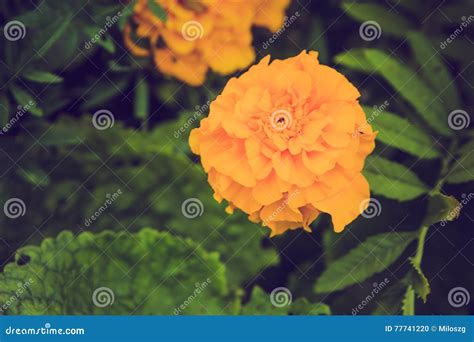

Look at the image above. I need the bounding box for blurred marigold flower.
[124,0,290,86]
[189,51,377,236]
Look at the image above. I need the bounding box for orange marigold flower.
[124,0,291,86]
[189,51,377,236]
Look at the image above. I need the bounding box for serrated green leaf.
[364,156,429,201]
[408,32,460,109]
[241,287,330,315]
[423,193,460,226]
[341,2,414,38]
[147,0,167,21]
[363,49,452,136]
[334,49,373,73]
[315,232,417,293]
[22,70,63,84]
[447,142,474,184]
[0,229,229,314]
[9,84,43,116]
[407,258,430,303]
[363,106,440,159]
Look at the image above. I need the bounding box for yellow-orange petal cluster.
[124,0,291,86]
[189,51,377,236]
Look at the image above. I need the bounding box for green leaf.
[17,166,50,187]
[363,49,452,136]
[371,280,406,315]
[402,286,415,315]
[32,17,71,60]
[20,116,279,287]
[334,49,373,73]
[241,287,330,315]
[134,76,150,120]
[407,258,430,303]
[423,193,460,226]
[147,0,167,21]
[0,229,230,314]
[447,142,474,184]
[0,94,9,127]
[22,70,63,84]
[79,76,130,111]
[9,84,43,116]
[363,106,440,159]
[363,156,429,201]
[341,2,414,38]
[407,32,460,109]
[314,232,417,293]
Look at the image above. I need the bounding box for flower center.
[270,110,292,132]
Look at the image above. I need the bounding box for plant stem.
[406,137,459,315]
